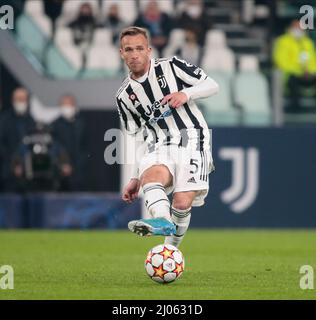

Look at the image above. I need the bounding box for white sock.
[143,183,171,222]
[164,206,191,247]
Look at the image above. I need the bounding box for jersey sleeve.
[116,96,142,135]
[171,56,209,86]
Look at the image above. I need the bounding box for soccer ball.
[144,244,185,283]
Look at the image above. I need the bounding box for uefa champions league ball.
[144,244,185,283]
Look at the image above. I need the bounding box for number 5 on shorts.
[190,159,199,174]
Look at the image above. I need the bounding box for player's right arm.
[122,178,140,204]
[122,130,147,203]
[164,56,219,107]
[116,96,142,136]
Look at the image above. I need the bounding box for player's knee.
[140,165,172,187]
[172,192,196,211]
[172,198,192,211]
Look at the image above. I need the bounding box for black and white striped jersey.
[116,56,216,152]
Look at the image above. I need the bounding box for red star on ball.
[153,264,168,279]
[159,247,174,260]
[174,262,184,276]
[145,252,153,264]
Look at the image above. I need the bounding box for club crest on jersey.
[128,92,141,107]
[129,93,137,102]
[157,75,167,89]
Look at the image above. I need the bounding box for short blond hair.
[120,26,149,44]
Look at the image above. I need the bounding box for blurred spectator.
[44,0,65,38]
[103,3,126,45]
[176,0,212,46]
[68,2,97,69]
[175,27,202,66]
[134,0,173,56]
[51,95,86,191]
[12,124,72,192]
[0,87,36,192]
[273,20,316,111]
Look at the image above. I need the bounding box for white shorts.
[138,145,215,207]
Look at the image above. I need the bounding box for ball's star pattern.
[153,264,168,279]
[174,262,184,276]
[145,252,153,264]
[159,247,174,260]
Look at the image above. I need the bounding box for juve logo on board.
[219,147,259,214]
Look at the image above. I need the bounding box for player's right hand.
[161,92,188,108]
[122,178,140,204]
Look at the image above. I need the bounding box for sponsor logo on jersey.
[144,100,164,116]
[187,177,197,183]
[148,109,172,125]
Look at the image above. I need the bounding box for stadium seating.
[162,29,186,58]
[139,0,175,15]
[85,48,121,78]
[55,27,73,47]
[56,0,100,27]
[234,55,271,126]
[201,71,240,126]
[82,29,121,77]
[91,29,113,47]
[24,0,52,37]
[101,0,137,25]
[46,27,81,78]
[25,0,43,16]
[46,45,81,78]
[201,30,236,73]
[54,27,82,69]
[15,14,50,62]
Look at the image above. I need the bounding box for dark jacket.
[176,12,212,46]
[68,15,96,46]
[51,115,86,190]
[0,109,36,182]
[134,12,173,53]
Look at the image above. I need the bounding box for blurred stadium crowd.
[0,87,86,193]
[0,0,316,194]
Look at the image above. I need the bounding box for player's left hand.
[161,92,188,108]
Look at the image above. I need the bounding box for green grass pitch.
[0,230,316,300]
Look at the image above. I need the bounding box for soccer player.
[116,27,219,247]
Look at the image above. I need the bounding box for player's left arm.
[162,57,219,108]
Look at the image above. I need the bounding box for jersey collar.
[129,59,154,84]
